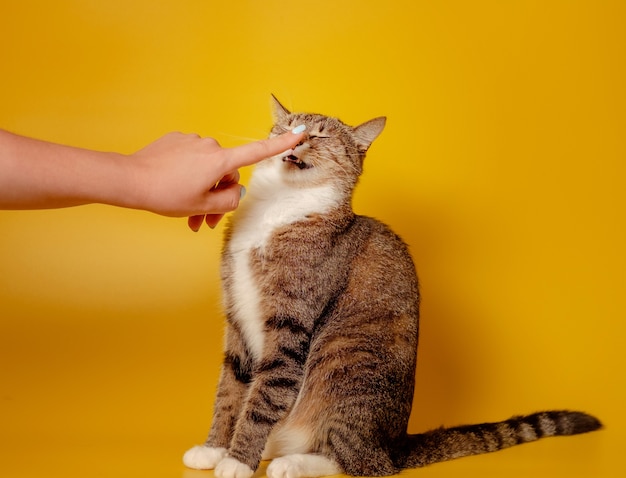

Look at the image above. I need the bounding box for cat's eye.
[309,135,330,139]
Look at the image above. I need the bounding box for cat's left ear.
[271,94,291,122]
[352,117,386,152]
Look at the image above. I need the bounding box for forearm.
[0,129,135,210]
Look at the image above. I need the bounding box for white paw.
[267,454,340,478]
[182,445,227,470]
[267,456,305,478]
[215,456,254,478]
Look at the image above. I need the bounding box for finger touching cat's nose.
[224,129,307,169]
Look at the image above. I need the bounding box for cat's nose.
[292,136,311,155]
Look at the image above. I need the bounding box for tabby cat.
[183,96,601,478]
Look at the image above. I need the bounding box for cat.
[183,96,601,478]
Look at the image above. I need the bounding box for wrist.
[101,151,147,212]
[80,150,141,211]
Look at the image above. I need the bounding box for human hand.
[128,130,305,231]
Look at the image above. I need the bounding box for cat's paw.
[182,445,227,470]
[267,454,340,478]
[215,456,254,478]
[267,456,305,478]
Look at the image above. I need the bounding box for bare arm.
[0,129,304,229]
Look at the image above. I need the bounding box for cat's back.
[336,214,420,318]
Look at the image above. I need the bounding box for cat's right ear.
[271,94,291,122]
[352,117,386,153]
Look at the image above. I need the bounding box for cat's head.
[257,95,386,193]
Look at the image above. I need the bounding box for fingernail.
[240,185,247,199]
[292,124,306,134]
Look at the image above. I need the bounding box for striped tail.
[401,410,602,469]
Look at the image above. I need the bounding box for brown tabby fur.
[184,97,601,477]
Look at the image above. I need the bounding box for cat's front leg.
[205,350,252,448]
[225,323,310,474]
[184,324,251,469]
[183,355,245,470]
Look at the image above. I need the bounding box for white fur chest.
[225,168,341,361]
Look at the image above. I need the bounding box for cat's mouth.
[282,154,313,170]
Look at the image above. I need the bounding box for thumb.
[202,183,246,215]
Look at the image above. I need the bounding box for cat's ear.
[271,94,291,122]
[352,117,386,152]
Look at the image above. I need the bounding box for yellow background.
[1,1,624,477]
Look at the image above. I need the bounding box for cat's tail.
[399,410,601,469]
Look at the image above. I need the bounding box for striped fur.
[399,411,601,470]
[183,98,601,478]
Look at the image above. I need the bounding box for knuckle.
[227,194,241,211]
[202,137,220,148]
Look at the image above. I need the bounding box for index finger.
[222,129,306,169]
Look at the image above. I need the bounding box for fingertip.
[205,214,224,229]
[188,215,204,232]
[272,130,305,153]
